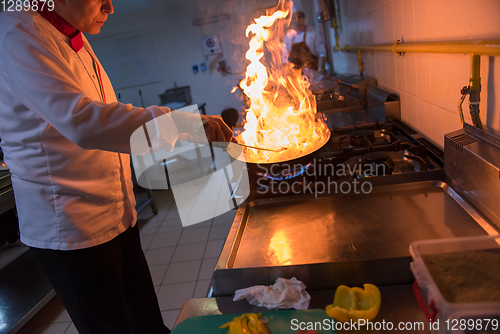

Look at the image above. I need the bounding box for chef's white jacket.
[0,10,179,250]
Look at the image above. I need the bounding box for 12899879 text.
[1,0,54,12]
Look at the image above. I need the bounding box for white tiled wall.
[331,0,500,148]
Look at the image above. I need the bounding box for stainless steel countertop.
[212,180,497,296]
[324,107,381,129]
[232,182,487,269]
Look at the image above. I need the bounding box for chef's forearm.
[70,101,179,154]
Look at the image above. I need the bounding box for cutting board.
[172,309,337,334]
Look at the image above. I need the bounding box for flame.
[236,0,329,163]
[269,229,292,265]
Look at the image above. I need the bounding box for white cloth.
[233,277,311,310]
[0,10,180,250]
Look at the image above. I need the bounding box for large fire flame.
[235,1,329,164]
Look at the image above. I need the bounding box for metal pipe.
[357,50,364,77]
[321,20,334,75]
[337,40,496,130]
[337,44,394,53]
[315,0,333,75]
[335,0,342,32]
[336,40,500,56]
[470,54,481,90]
[320,105,365,115]
[469,54,483,129]
[331,0,340,49]
[331,18,340,48]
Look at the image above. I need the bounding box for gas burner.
[347,129,375,146]
[257,162,313,181]
[241,120,445,199]
[362,151,395,176]
[337,129,401,155]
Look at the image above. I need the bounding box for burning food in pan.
[231,1,330,164]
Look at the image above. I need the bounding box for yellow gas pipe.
[336,40,500,56]
[358,51,364,77]
[470,54,481,89]
[331,0,340,49]
[331,14,339,49]
[468,54,482,129]
[337,40,500,129]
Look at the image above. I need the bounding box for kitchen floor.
[17,190,236,334]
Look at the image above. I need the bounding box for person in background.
[0,0,232,333]
[283,10,328,83]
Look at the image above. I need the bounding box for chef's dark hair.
[294,11,305,19]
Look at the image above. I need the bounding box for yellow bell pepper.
[325,283,381,323]
[220,313,268,334]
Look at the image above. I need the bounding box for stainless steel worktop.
[233,182,488,268]
[212,180,497,296]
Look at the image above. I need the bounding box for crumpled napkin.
[233,277,311,310]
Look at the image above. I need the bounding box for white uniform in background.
[283,28,327,61]
[283,27,327,83]
[0,10,179,250]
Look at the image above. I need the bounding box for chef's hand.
[200,115,235,143]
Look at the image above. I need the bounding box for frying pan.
[230,129,331,175]
[178,129,331,176]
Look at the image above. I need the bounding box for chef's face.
[291,12,306,32]
[55,0,114,34]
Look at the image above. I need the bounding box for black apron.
[288,30,319,71]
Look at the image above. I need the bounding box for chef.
[283,11,327,82]
[0,0,232,333]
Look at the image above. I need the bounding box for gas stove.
[235,118,445,199]
[320,118,443,175]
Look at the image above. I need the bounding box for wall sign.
[202,35,222,55]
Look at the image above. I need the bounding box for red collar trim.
[37,8,83,52]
